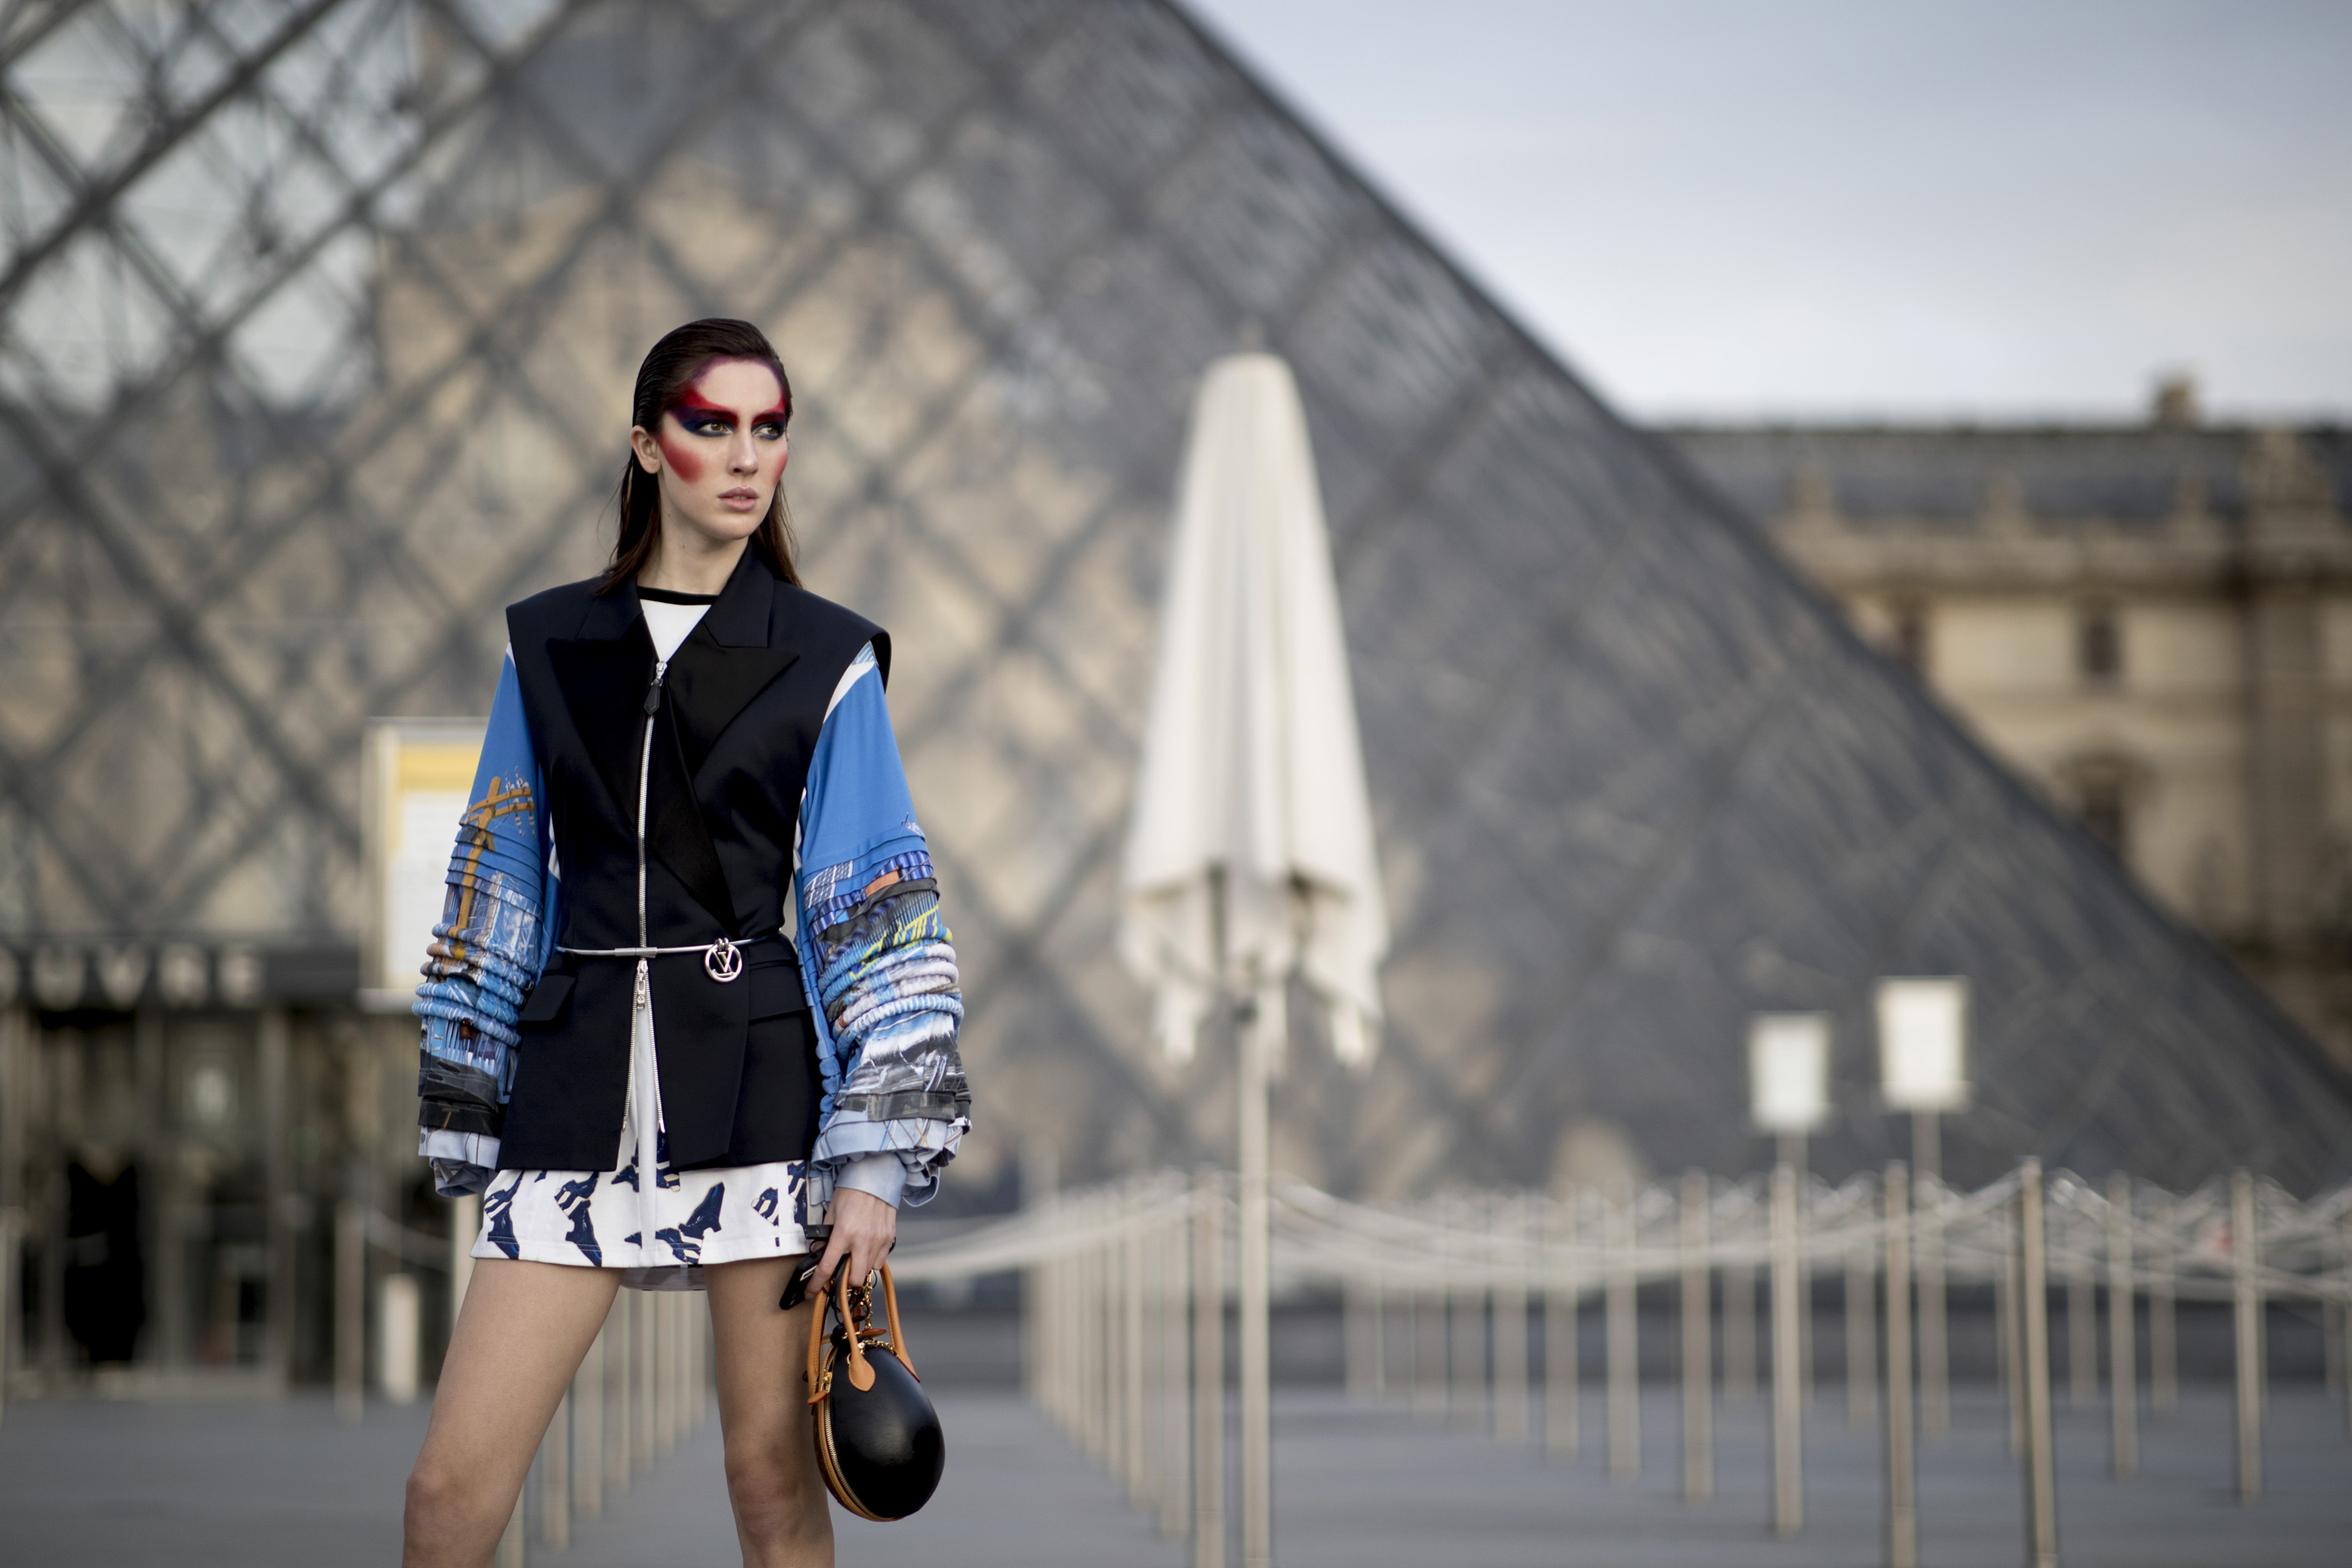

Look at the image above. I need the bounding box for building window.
[2078,777,2128,858]
[2078,603,2122,686]
[2065,754,2140,863]
[1889,598,1929,674]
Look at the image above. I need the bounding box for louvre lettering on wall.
[3,0,2346,1194]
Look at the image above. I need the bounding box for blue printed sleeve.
[797,644,971,1210]
[412,651,555,1196]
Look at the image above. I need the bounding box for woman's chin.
[678,510,767,546]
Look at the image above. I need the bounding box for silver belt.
[558,935,763,983]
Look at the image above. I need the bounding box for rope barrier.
[886,1162,2352,1568]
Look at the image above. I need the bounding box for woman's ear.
[629,424,663,476]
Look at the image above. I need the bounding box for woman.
[403,318,970,1566]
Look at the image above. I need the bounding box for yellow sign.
[362,720,486,1004]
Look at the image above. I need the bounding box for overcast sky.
[1183,0,2352,423]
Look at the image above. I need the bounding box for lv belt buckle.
[704,937,744,983]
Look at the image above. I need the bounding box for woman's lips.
[720,487,760,510]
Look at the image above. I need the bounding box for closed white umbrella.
[1120,350,1387,1069]
[1119,351,1387,1568]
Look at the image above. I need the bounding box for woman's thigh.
[414,1259,621,1500]
[706,1257,828,1506]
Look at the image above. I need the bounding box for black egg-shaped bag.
[804,1262,944,1521]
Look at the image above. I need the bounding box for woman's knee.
[405,1455,498,1544]
[725,1445,828,1547]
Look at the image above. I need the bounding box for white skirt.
[473,965,813,1291]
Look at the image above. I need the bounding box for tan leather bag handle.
[802,1261,916,1404]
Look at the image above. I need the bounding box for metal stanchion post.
[1788,1141,1813,1409]
[687,1291,704,1431]
[2149,1206,2177,1416]
[1102,1215,1121,1476]
[1100,1231,1118,1463]
[2232,1169,2262,1504]
[2324,1225,2344,1405]
[1079,1234,1098,1456]
[1848,1236,1878,1430]
[1161,1206,1192,1538]
[1416,1277,1445,1419]
[1058,1247,1074,1427]
[1076,1240,1093,1443]
[2342,1214,2352,1438]
[1997,1217,2023,1454]
[1884,1163,1915,1568]
[1725,1254,1757,1404]
[1495,1197,1531,1445]
[1127,1203,1149,1500]
[1544,1192,1579,1460]
[1344,1278,1374,1399]
[0,1007,19,1421]
[1042,1253,1062,1429]
[1236,997,1274,1568]
[1913,1114,1948,1437]
[635,1282,656,1467]
[1069,1245,1086,1445]
[1193,1173,1226,1568]
[1770,1161,1803,1537]
[335,1200,365,1423]
[1605,1176,1639,1483]
[2017,1160,2058,1568]
[1680,1171,1713,1502]
[2106,1173,2137,1480]
[659,1289,679,1453]
[1450,1196,1486,1429]
[2067,1240,2098,1409]
[0,1205,13,1423]
[1143,1197,1165,1505]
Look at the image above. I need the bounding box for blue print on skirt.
[474,1158,810,1291]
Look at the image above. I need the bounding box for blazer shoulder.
[773,581,892,685]
[506,576,609,644]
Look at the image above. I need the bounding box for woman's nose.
[730,429,759,473]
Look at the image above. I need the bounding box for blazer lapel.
[665,551,798,781]
[541,552,798,936]
[643,701,740,931]
[545,584,652,825]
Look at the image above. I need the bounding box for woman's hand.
[815,1186,897,1291]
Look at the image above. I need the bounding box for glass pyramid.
[3,0,2344,1193]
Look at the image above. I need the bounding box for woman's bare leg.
[404,1259,621,1567]
[706,1256,835,1567]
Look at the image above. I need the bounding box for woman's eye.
[689,418,730,436]
[754,422,784,440]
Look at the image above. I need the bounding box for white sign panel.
[363,719,486,1004]
[1876,977,1970,1112]
[1749,1012,1832,1133]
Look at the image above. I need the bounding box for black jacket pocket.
[748,963,809,1021]
[517,972,576,1026]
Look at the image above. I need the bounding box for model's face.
[629,357,789,551]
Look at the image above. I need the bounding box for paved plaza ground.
[1,1382,2346,1565]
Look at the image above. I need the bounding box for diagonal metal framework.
[3,0,2348,1198]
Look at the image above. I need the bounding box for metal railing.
[887,1161,2352,1568]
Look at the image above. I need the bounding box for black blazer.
[496,548,886,1173]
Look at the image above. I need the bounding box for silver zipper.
[634,657,666,1025]
[636,656,667,948]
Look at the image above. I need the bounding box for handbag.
[803,1260,945,1521]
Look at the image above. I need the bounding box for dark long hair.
[599,318,801,592]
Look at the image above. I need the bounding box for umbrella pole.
[1237,989,1274,1568]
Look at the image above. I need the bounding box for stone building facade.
[1669,393,2352,1068]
